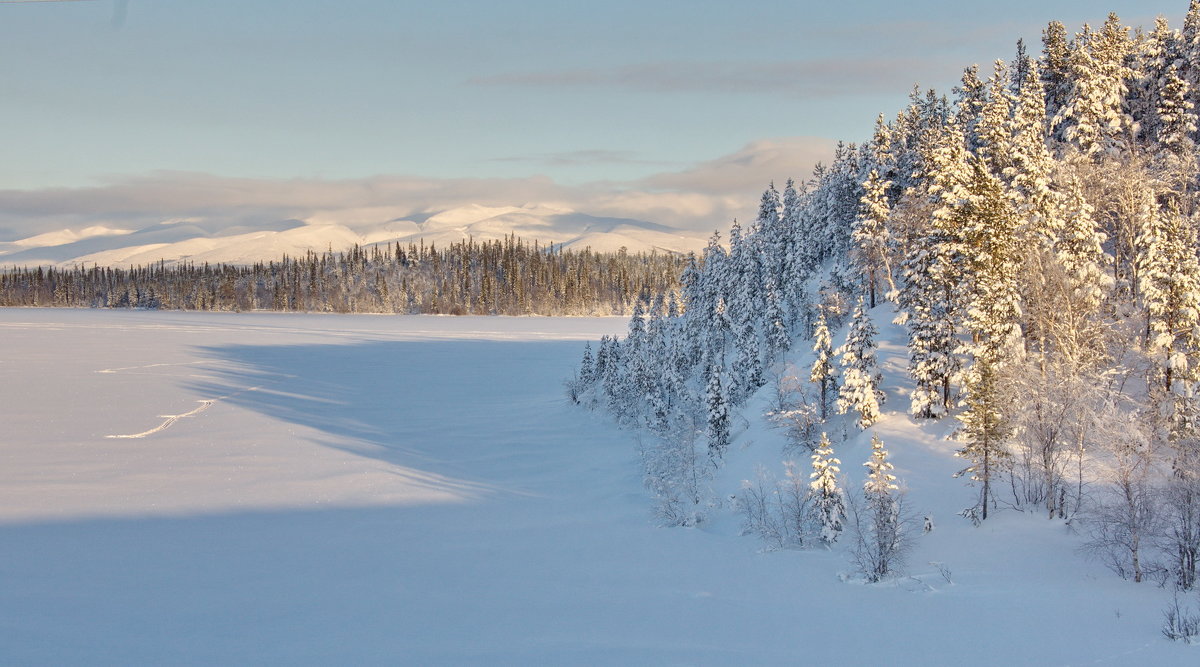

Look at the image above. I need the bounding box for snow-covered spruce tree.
[837,297,885,430]
[896,118,970,419]
[579,342,595,387]
[764,274,790,358]
[954,360,1013,523]
[780,177,815,328]
[706,358,731,461]
[1138,203,1200,396]
[896,274,960,419]
[810,311,838,422]
[948,152,1025,522]
[567,341,596,404]
[1052,14,1135,157]
[974,60,1015,178]
[1053,172,1109,314]
[662,331,693,419]
[851,169,894,309]
[620,298,657,426]
[957,157,1023,366]
[867,113,897,190]
[1131,17,1177,147]
[601,336,629,421]
[725,218,763,340]
[810,142,865,262]
[731,321,764,404]
[852,434,907,582]
[1155,64,1198,160]
[751,183,785,295]
[1041,20,1073,124]
[954,64,987,153]
[1182,0,1200,140]
[593,335,610,384]
[891,88,951,198]
[1005,61,1062,244]
[809,432,847,545]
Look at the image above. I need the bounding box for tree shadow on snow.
[183,338,593,490]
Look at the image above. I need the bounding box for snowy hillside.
[0,204,707,268]
[1,308,1195,664]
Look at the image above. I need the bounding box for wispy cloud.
[0,137,837,241]
[637,137,837,194]
[469,58,947,97]
[489,149,678,168]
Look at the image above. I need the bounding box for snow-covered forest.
[0,236,684,316]
[574,2,1200,639]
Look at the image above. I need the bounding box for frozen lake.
[0,308,1194,665]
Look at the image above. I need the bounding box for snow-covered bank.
[0,309,1194,664]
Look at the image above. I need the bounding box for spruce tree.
[975,60,1015,176]
[895,124,966,417]
[731,321,764,403]
[1155,64,1197,160]
[1041,20,1073,122]
[1183,0,1200,132]
[954,64,987,151]
[858,434,903,581]
[955,360,1012,522]
[579,342,595,386]
[810,312,838,421]
[706,359,730,461]
[837,297,885,430]
[764,275,790,358]
[1054,172,1108,311]
[957,157,1023,366]
[809,432,846,545]
[1053,15,1134,156]
[1139,204,1200,394]
[779,177,807,321]
[1006,61,1060,244]
[852,169,894,308]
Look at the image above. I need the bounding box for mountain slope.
[0,204,707,268]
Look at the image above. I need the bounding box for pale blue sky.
[0,0,1186,235]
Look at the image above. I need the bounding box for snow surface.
[0,308,1196,665]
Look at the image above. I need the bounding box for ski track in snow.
[99,361,291,439]
[96,361,208,375]
[106,399,219,439]
[103,384,276,440]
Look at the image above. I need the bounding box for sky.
[0,0,1188,237]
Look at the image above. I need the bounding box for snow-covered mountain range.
[0,204,708,268]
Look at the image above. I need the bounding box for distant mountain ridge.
[0,204,708,268]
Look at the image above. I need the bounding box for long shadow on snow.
[185,338,590,493]
[0,503,676,665]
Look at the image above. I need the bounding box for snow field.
[0,308,1195,664]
